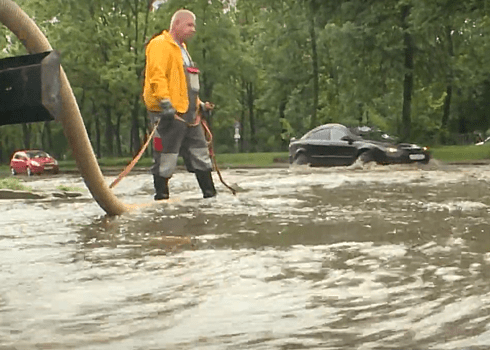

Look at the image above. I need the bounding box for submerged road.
[1,162,490,349]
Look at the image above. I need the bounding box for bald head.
[169,9,196,44]
[170,9,196,30]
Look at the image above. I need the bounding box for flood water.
[1,161,490,349]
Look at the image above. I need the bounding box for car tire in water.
[294,153,308,165]
[359,150,375,164]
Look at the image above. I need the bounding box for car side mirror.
[341,135,354,144]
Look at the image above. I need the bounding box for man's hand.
[203,102,215,111]
[159,99,176,119]
[200,101,214,119]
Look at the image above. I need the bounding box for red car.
[10,150,59,176]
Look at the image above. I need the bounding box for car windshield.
[26,151,49,158]
[364,131,397,142]
[352,127,398,142]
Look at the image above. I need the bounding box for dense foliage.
[1,0,489,163]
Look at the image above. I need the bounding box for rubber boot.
[153,175,169,200]
[195,170,217,198]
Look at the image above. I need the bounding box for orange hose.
[109,119,159,189]
[201,119,237,195]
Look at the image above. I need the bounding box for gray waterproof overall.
[149,52,213,178]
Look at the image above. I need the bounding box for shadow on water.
[3,162,490,349]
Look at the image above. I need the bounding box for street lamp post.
[234,121,241,153]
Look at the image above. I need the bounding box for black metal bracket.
[0,50,61,126]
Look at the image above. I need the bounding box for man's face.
[177,14,196,42]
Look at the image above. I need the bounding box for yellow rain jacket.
[143,31,193,113]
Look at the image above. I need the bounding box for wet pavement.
[1,160,490,349]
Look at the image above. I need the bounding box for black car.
[288,123,430,166]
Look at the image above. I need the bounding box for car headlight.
[31,161,40,166]
[387,147,398,153]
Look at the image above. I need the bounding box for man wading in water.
[143,9,216,200]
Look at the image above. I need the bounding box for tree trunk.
[246,82,256,152]
[279,99,288,149]
[41,123,46,150]
[441,26,454,132]
[127,0,143,157]
[115,112,122,157]
[43,121,53,150]
[104,105,114,157]
[240,82,246,152]
[401,5,414,142]
[130,95,141,156]
[0,130,3,163]
[93,100,102,158]
[95,115,102,158]
[308,0,319,130]
[442,85,453,129]
[22,124,31,149]
[199,3,215,128]
[145,114,152,157]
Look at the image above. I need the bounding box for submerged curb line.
[0,189,83,200]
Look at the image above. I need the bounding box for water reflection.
[1,163,490,349]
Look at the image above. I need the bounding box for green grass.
[430,144,490,162]
[0,152,289,177]
[0,178,32,191]
[57,152,289,169]
[72,148,490,167]
[1,146,489,179]
[215,152,288,167]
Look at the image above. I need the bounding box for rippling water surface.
[1,162,490,349]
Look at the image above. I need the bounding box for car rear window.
[331,128,348,141]
[308,129,331,140]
